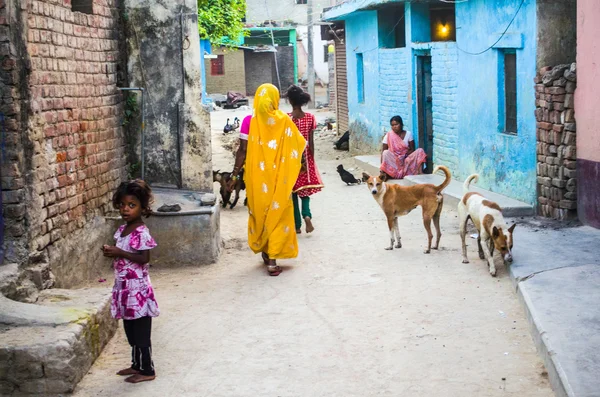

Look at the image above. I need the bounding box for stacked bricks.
[534,63,577,220]
[1,0,126,290]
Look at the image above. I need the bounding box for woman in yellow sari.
[228,84,307,276]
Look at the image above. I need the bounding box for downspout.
[117,87,145,180]
[291,29,298,85]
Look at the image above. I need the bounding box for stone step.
[355,155,534,217]
[0,288,116,396]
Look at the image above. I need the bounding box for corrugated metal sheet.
[334,37,349,135]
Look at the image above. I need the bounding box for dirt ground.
[73,105,552,397]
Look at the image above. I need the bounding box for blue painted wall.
[379,48,410,141]
[336,0,538,204]
[200,39,212,104]
[345,11,382,152]
[455,0,537,204]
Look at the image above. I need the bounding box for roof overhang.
[323,0,424,21]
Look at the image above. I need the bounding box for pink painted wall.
[575,0,600,162]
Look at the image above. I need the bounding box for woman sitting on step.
[380,115,427,180]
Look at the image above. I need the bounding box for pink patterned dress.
[110,224,159,320]
[380,130,427,179]
[289,112,324,197]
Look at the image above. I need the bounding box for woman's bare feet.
[116,368,140,376]
[124,374,156,383]
[304,217,314,233]
[296,228,302,234]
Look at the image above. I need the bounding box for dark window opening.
[296,0,307,4]
[504,52,517,134]
[357,53,365,103]
[323,45,329,60]
[211,55,225,76]
[71,0,94,14]
[430,4,455,42]
[377,6,406,48]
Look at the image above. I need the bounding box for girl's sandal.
[267,265,282,276]
[117,368,140,376]
[124,374,156,383]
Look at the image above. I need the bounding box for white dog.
[458,174,516,277]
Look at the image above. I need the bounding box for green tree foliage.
[198,0,247,44]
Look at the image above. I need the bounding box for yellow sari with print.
[245,84,307,259]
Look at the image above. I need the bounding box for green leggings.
[292,194,311,230]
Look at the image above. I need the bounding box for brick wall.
[245,51,273,96]
[431,43,459,176]
[204,47,246,95]
[1,0,127,296]
[379,48,409,139]
[275,46,295,92]
[535,63,577,220]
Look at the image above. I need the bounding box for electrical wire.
[456,0,524,55]
[263,0,282,89]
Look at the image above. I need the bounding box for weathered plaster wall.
[345,11,381,155]
[575,0,600,228]
[455,0,538,204]
[125,0,212,191]
[536,0,576,69]
[204,47,246,95]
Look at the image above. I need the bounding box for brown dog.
[363,166,451,252]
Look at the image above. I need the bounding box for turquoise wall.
[338,0,538,204]
[345,12,383,151]
[455,0,537,204]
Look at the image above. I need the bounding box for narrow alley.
[72,105,551,397]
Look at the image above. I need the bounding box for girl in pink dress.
[286,85,324,233]
[102,179,158,383]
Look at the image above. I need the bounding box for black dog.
[337,164,362,185]
[334,130,350,151]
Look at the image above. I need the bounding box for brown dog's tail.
[433,165,451,193]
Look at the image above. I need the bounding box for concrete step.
[355,155,534,217]
[0,288,117,395]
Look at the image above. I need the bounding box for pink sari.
[380,131,427,179]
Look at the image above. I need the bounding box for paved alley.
[73,106,551,397]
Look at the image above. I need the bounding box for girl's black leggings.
[123,316,155,376]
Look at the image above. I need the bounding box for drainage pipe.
[118,87,146,180]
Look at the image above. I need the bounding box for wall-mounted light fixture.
[438,17,449,37]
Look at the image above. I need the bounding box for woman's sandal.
[117,368,140,376]
[124,374,156,383]
[267,264,282,276]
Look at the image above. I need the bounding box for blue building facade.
[323,0,540,204]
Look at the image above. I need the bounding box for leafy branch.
[198,0,247,45]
